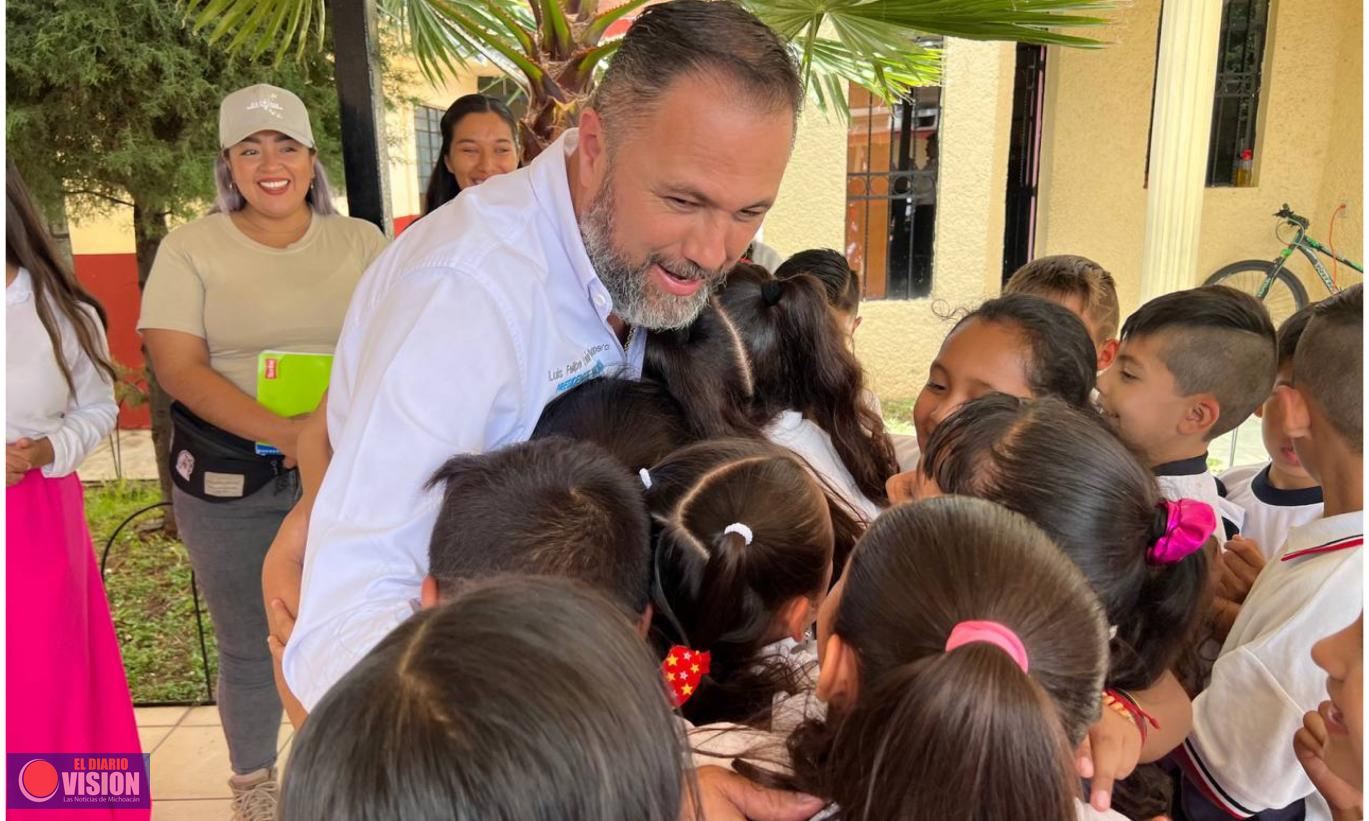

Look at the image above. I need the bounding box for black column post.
[329,0,392,233]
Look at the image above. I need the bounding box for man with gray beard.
[285,0,802,773]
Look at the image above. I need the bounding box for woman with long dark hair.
[7,160,149,818]
[421,93,520,215]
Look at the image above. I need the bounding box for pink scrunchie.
[1148,499,1216,565]
[944,620,1029,673]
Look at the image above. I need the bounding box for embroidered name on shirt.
[548,343,613,390]
[1281,535,1364,562]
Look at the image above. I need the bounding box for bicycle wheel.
[1204,261,1309,327]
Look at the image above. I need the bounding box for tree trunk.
[132,201,177,537]
[45,199,75,271]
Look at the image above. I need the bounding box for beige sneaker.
[229,768,279,821]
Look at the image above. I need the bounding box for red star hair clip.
[662,645,711,707]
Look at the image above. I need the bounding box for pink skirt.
[7,471,148,819]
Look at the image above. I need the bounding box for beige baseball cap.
[219,84,315,150]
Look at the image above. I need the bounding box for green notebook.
[255,350,333,457]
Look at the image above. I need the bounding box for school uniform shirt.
[891,432,920,472]
[283,128,648,709]
[1175,511,1363,820]
[1153,454,1245,543]
[6,268,117,476]
[764,410,882,522]
[1219,462,1324,561]
[687,637,822,771]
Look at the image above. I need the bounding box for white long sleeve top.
[6,267,118,477]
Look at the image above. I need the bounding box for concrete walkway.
[81,430,159,482]
[136,705,293,820]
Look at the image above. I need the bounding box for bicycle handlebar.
[1274,203,1310,229]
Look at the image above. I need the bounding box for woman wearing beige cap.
[138,82,386,820]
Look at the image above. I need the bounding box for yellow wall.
[70,203,135,255]
[1037,0,1363,318]
[762,107,848,256]
[385,58,488,218]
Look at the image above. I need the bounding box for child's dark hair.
[280,575,684,821]
[922,394,1211,819]
[952,293,1097,408]
[1120,285,1277,439]
[6,160,117,393]
[1275,305,1315,370]
[646,438,833,727]
[1004,254,1120,342]
[425,437,651,615]
[531,376,695,473]
[774,248,859,316]
[1293,284,1363,452]
[785,496,1108,821]
[922,393,1209,690]
[421,93,520,215]
[645,262,897,505]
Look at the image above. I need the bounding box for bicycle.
[1205,203,1362,326]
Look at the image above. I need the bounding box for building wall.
[1037,0,1364,318]
[771,39,1015,403]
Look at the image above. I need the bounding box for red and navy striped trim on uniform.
[1174,738,1253,818]
[1280,535,1364,562]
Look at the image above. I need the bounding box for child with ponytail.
[783,495,1119,821]
[919,393,1215,817]
[646,262,897,522]
[644,438,835,730]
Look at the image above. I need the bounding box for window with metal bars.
[1206,0,1270,187]
[844,71,943,300]
[414,104,444,195]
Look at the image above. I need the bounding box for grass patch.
[880,397,916,436]
[85,480,218,705]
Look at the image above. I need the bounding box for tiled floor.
[135,705,292,820]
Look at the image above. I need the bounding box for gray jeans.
[172,473,299,774]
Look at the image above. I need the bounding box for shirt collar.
[1280,511,1363,563]
[1251,464,1324,508]
[6,267,33,306]
[1153,454,1210,477]
[527,128,609,318]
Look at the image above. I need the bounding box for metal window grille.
[845,64,943,300]
[1206,0,1270,187]
[414,104,444,195]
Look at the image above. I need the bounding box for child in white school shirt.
[1096,286,1278,543]
[1176,285,1363,821]
[1220,305,1325,560]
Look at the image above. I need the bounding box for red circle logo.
[19,759,59,802]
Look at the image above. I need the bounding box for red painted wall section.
[73,253,150,429]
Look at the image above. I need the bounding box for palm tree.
[187,0,1116,159]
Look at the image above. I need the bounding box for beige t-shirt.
[138,211,388,396]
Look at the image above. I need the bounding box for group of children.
[275,250,1363,821]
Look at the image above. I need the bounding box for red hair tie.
[662,646,711,707]
[1148,499,1216,565]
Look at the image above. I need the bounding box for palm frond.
[585,0,652,45]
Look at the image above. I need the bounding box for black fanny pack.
[169,401,287,502]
